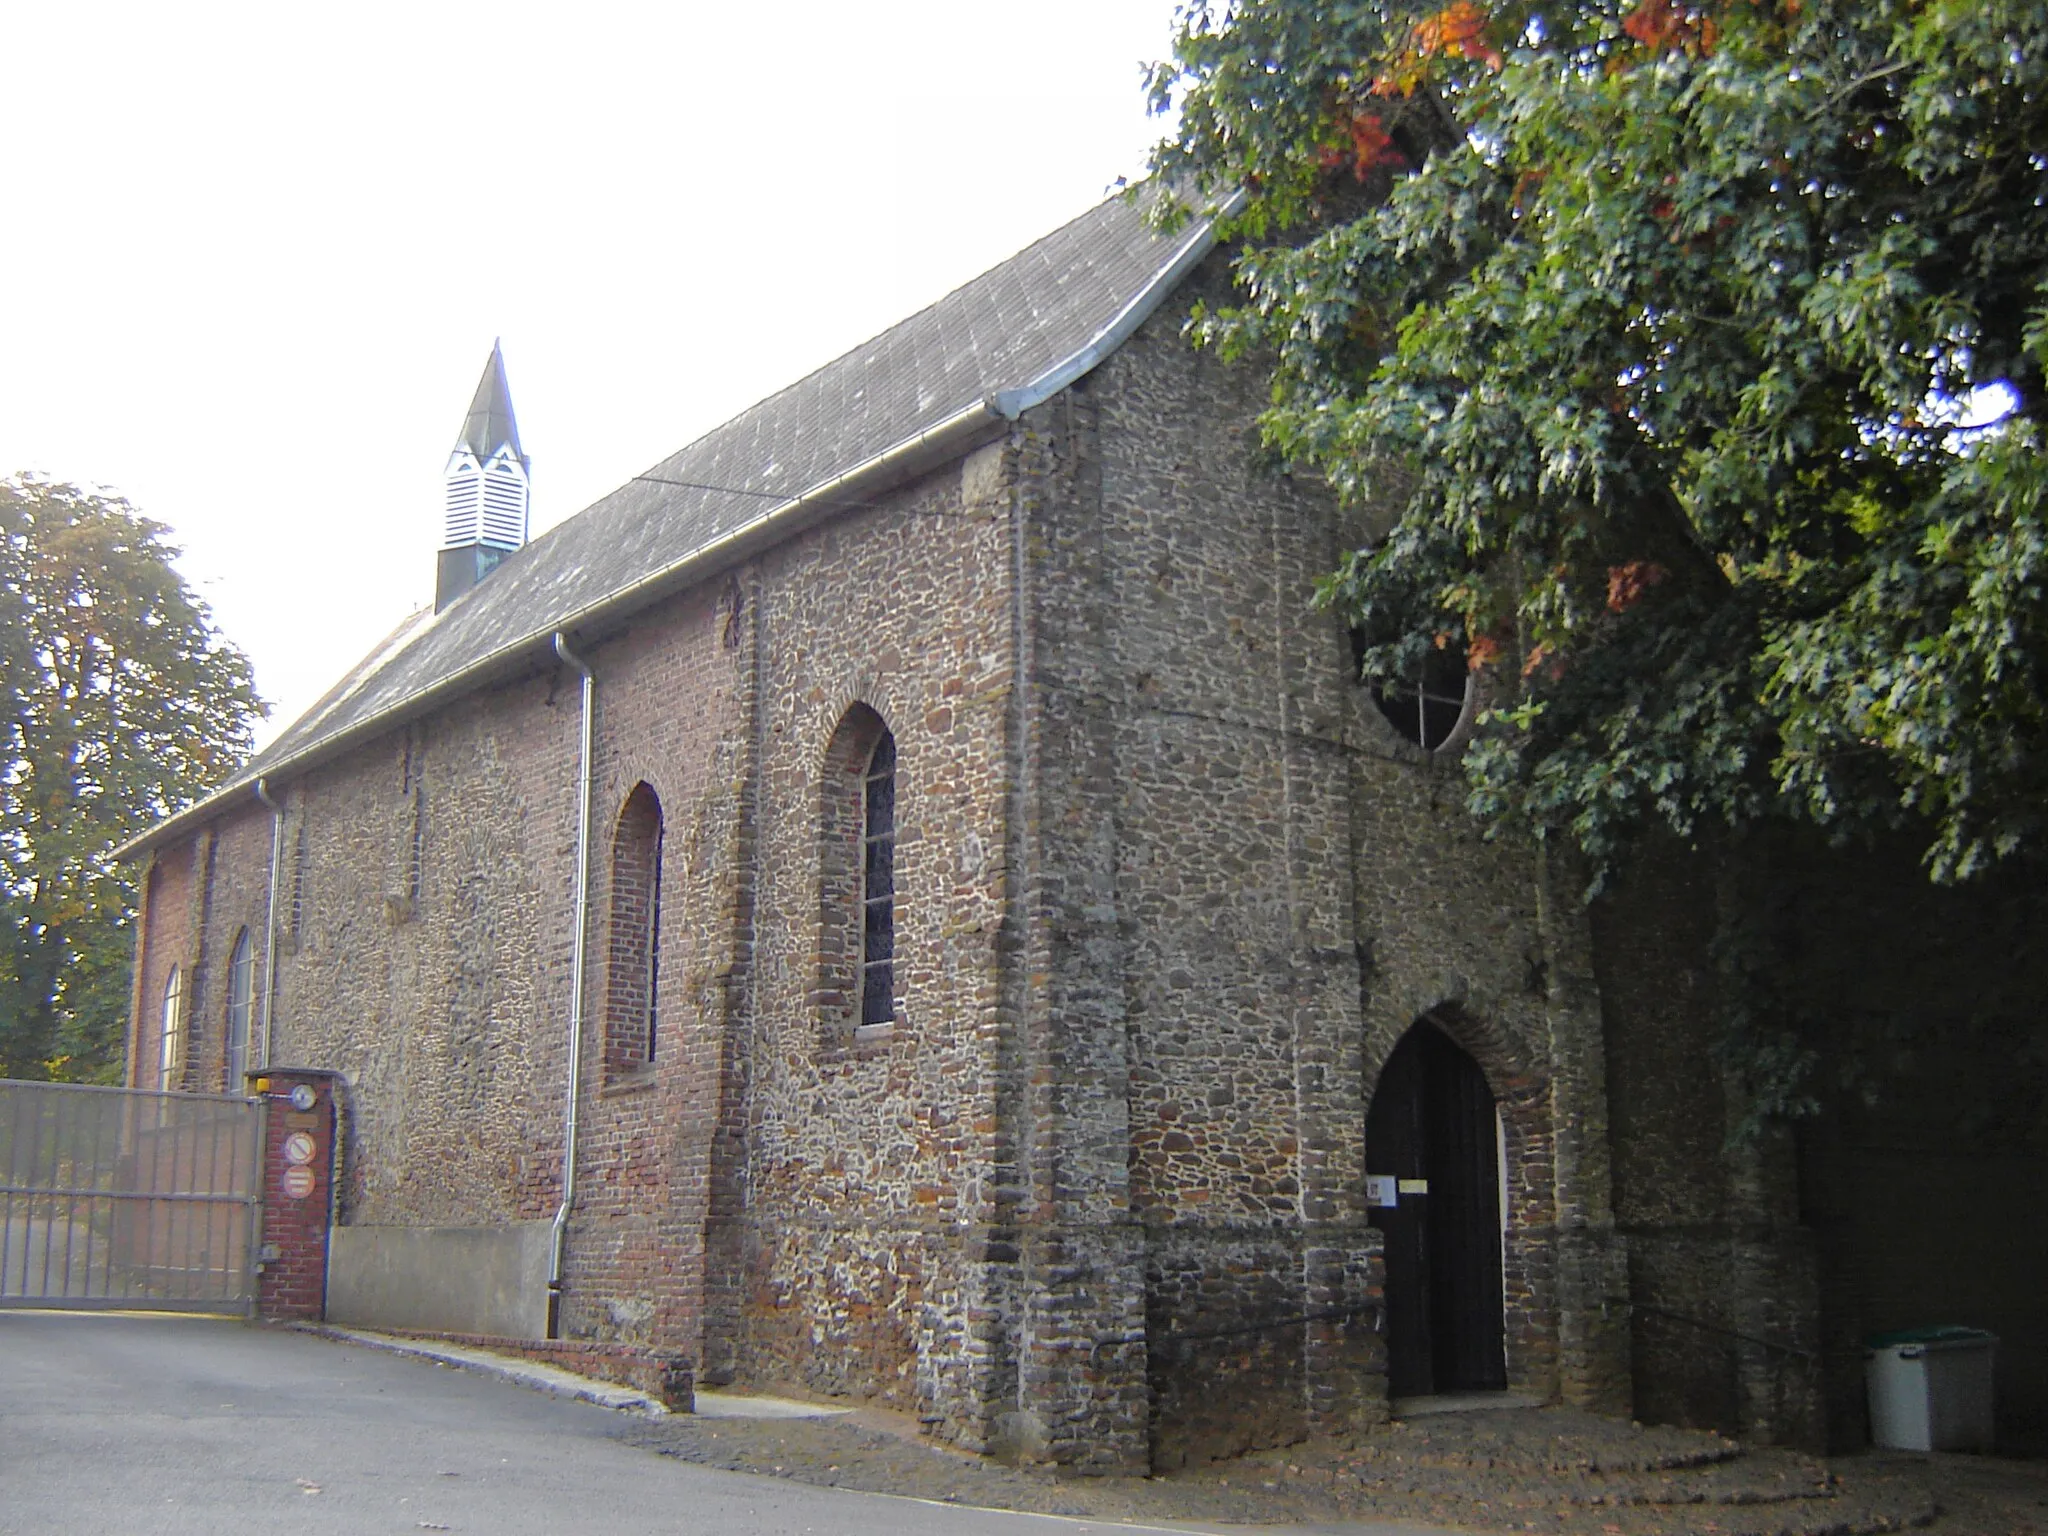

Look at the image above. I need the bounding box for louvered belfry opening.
[437,342,529,611]
[443,459,482,548]
[480,456,527,547]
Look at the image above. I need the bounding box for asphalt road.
[0,1311,1252,1536]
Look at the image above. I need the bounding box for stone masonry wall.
[128,463,1019,1446]
[1782,843,2048,1455]
[129,227,2035,1465]
[274,667,572,1237]
[184,806,277,1092]
[239,573,752,1373]
[1585,827,2048,1456]
[734,453,1017,1440]
[1590,850,1747,1435]
[1038,251,1628,1465]
[1026,275,1417,1466]
[130,244,1663,1470]
[1042,298,1380,1467]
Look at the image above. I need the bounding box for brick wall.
[251,1068,339,1321]
[125,284,1611,1469]
[126,294,1626,1471]
[130,838,204,1092]
[136,245,2030,1472]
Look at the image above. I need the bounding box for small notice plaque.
[1366,1174,1398,1207]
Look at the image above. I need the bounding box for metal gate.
[0,1079,261,1313]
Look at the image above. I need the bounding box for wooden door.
[1367,1021,1507,1397]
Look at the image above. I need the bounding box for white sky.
[1,1,1183,746]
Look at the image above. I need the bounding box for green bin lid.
[1865,1325,1996,1348]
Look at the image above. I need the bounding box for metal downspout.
[549,633,595,1338]
[254,778,284,1072]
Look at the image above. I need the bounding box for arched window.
[819,706,898,1040]
[159,966,186,1088]
[224,928,254,1089]
[604,783,664,1076]
[860,732,897,1028]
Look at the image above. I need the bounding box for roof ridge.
[120,185,1227,862]
[589,185,1167,512]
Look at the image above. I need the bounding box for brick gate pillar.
[247,1068,341,1321]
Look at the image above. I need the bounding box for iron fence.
[0,1078,261,1313]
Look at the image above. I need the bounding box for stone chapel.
[123,191,2045,1467]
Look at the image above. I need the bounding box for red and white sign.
[283,1131,317,1166]
[280,1165,317,1200]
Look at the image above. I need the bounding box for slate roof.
[126,188,1230,856]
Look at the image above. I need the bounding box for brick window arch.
[159,965,187,1089]
[224,927,254,1089]
[604,782,664,1076]
[819,705,898,1040]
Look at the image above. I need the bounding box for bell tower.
[437,341,529,611]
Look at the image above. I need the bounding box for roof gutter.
[114,194,1245,865]
[990,186,1247,421]
[112,398,1000,864]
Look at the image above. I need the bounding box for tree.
[1,476,262,1081]
[1148,0,2048,885]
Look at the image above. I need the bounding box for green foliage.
[0,476,262,1081]
[1151,0,2048,883]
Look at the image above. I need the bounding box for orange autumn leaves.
[1449,562,1669,684]
[1621,0,1720,54]
[1321,112,1408,177]
[1322,0,1493,177]
[1606,560,1669,613]
[1324,0,1721,179]
[1383,0,1502,93]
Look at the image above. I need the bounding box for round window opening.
[1358,631,1474,753]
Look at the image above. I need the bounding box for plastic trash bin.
[1865,1326,1997,1452]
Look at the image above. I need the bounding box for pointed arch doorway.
[1367,1019,1507,1397]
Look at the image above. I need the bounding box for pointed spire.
[438,341,531,611]
[457,339,525,466]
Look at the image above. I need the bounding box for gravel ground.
[330,1327,2045,1535]
[611,1400,2048,1535]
